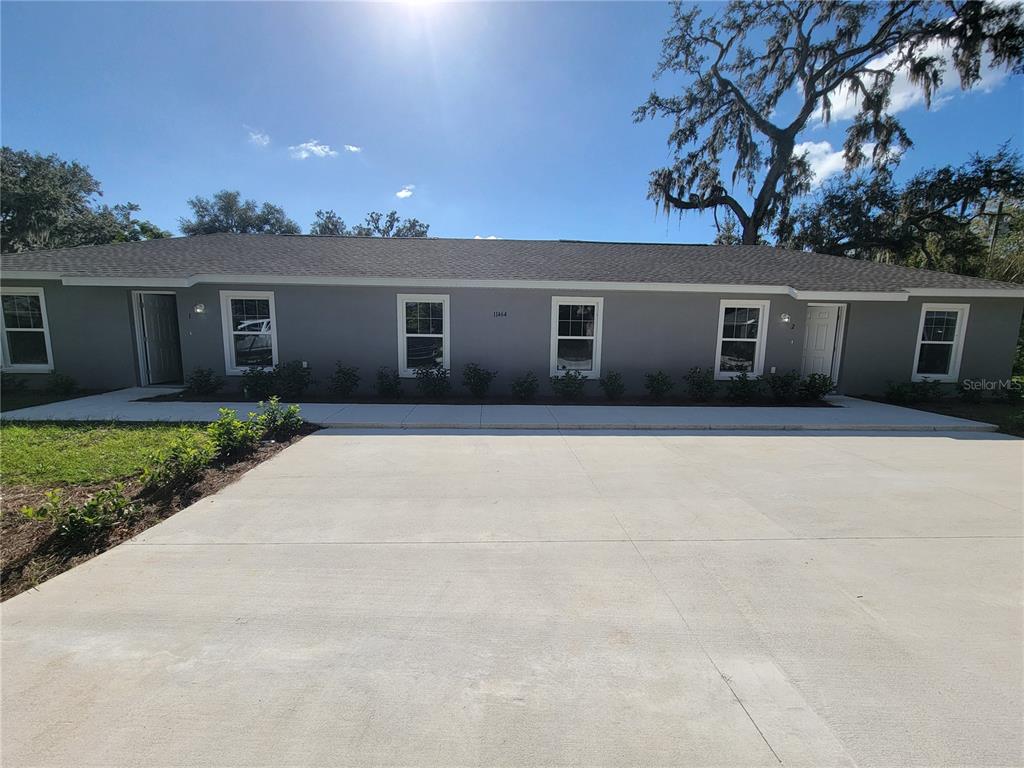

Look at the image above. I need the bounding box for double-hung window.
[714,300,770,379]
[1,287,53,372]
[220,291,278,375]
[912,304,969,382]
[550,297,603,378]
[397,294,450,377]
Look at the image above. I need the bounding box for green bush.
[910,377,943,403]
[550,369,587,401]
[644,370,674,400]
[798,373,835,402]
[762,370,801,404]
[207,407,265,460]
[599,371,626,401]
[957,381,984,404]
[272,361,313,399]
[415,365,451,398]
[1005,376,1024,403]
[141,428,216,491]
[255,396,303,441]
[725,372,760,403]
[376,367,402,398]
[185,367,223,395]
[462,363,497,399]
[242,366,275,400]
[242,362,313,400]
[2,373,27,392]
[48,372,77,396]
[511,371,539,402]
[884,381,913,404]
[21,483,138,544]
[329,363,360,398]
[683,367,716,402]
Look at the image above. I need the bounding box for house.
[1,234,1022,397]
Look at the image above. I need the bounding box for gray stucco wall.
[3,279,1021,396]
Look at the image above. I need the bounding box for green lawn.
[0,422,205,487]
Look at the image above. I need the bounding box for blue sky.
[2,1,1021,242]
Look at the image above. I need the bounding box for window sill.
[551,370,601,380]
[911,373,958,383]
[715,371,760,381]
[226,366,274,376]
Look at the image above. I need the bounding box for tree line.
[0,147,429,254]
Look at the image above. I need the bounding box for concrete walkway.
[1,386,998,431]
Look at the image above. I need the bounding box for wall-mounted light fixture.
[193,303,206,314]
[779,312,791,323]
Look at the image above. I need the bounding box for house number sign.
[493,311,508,317]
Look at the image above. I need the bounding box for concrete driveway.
[2,430,1022,767]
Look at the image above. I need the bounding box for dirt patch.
[0,425,318,601]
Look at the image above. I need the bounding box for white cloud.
[395,184,415,199]
[288,139,338,160]
[816,39,1010,124]
[473,235,500,240]
[245,126,270,147]
[343,144,362,153]
[794,141,848,186]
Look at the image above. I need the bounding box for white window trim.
[549,296,604,379]
[219,290,279,376]
[0,286,54,373]
[397,293,450,377]
[911,303,970,383]
[714,299,771,380]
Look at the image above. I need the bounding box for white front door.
[800,304,841,378]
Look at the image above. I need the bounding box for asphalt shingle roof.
[1,233,1020,293]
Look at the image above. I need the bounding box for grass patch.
[1,422,206,487]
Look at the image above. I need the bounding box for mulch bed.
[0,425,318,601]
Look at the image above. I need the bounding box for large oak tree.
[635,1,1024,245]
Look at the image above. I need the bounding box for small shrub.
[910,377,943,403]
[48,372,76,396]
[884,381,913,404]
[684,367,716,402]
[207,407,264,460]
[599,371,626,401]
[644,370,674,400]
[185,367,223,395]
[462,363,497,399]
[21,484,138,544]
[415,365,451,399]
[141,429,215,491]
[798,373,835,402]
[376,367,402,398]
[2,373,27,392]
[550,369,587,401]
[255,396,303,441]
[1005,376,1024,403]
[725,372,760,403]
[329,363,361,398]
[511,371,539,402]
[242,366,274,400]
[957,380,984,404]
[272,360,313,400]
[762,370,801,404]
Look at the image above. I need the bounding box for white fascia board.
[903,287,1024,299]
[788,288,909,302]
[1,271,64,281]
[61,276,191,288]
